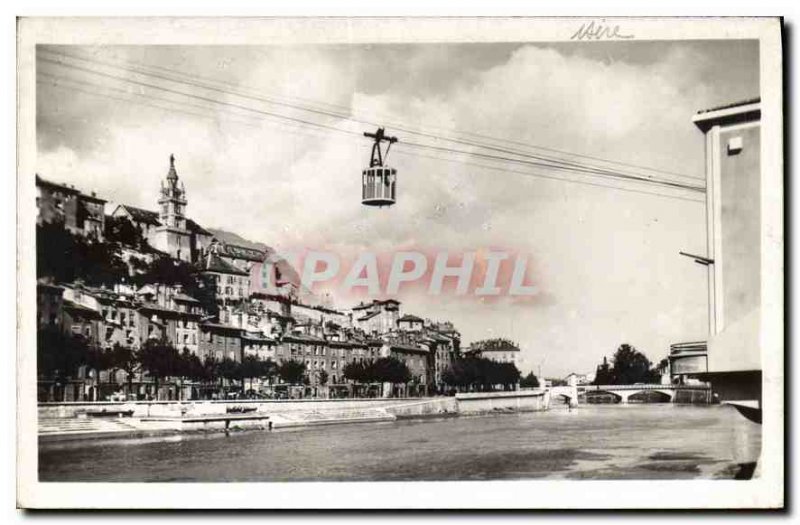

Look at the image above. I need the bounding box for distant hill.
[206,228,270,252]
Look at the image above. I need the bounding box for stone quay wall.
[38,397,429,419]
[455,390,548,414]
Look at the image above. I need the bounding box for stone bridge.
[549,384,711,406]
[549,385,579,407]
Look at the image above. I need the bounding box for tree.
[442,359,474,392]
[102,343,126,391]
[134,256,196,288]
[277,359,307,385]
[37,222,129,286]
[520,371,540,388]
[498,362,522,390]
[369,357,411,385]
[201,356,220,396]
[84,343,113,398]
[370,357,412,397]
[342,361,369,397]
[217,358,243,395]
[605,344,658,385]
[138,338,182,400]
[193,273,220,318]
[109,343,139,398]
[593,356,613,385]
[343,361,367,384]
[260,358,278,385]
[37,326,91,400]
[240,355,264,393]
[655,357,670,381]
[105,215,145,249]
[441,356,520,392]
[441,364,460,390]
[174,348,206,400]
[180,349,204,382]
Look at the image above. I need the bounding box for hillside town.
[35,156,524,402]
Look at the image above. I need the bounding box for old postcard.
[16,16,784,509]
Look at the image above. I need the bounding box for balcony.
[670,341,707,356]
[669,341,708,376]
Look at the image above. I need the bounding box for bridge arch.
[626,389,673,403]
[554,393,574,404]
[584,390,622,404]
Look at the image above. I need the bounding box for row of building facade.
[36,156,472,401]
[37,277,463,400]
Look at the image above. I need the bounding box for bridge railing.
[579,384,710,391]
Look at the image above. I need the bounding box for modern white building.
[690,99,764,420]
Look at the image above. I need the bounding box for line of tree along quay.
[38,319,531,401]
[440,356,522,393]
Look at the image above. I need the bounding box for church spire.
[167,154,179,183]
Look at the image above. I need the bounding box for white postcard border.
[16,16,784,509]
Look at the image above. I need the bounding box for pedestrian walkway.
[38,415,141,435]
[38,406,398,440]
[38,415,179,442]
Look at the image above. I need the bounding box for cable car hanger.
[364,127,398,167]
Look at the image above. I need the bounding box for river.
[39,404,761,481]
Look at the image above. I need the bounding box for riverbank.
[38,391,547,443]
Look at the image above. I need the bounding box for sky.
[35,40,760,377]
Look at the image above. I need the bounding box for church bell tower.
[153,154,192,261]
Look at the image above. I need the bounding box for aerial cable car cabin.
[362,127,398,207]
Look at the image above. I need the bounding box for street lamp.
[679,251,715,266]
[537,356,547,381]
